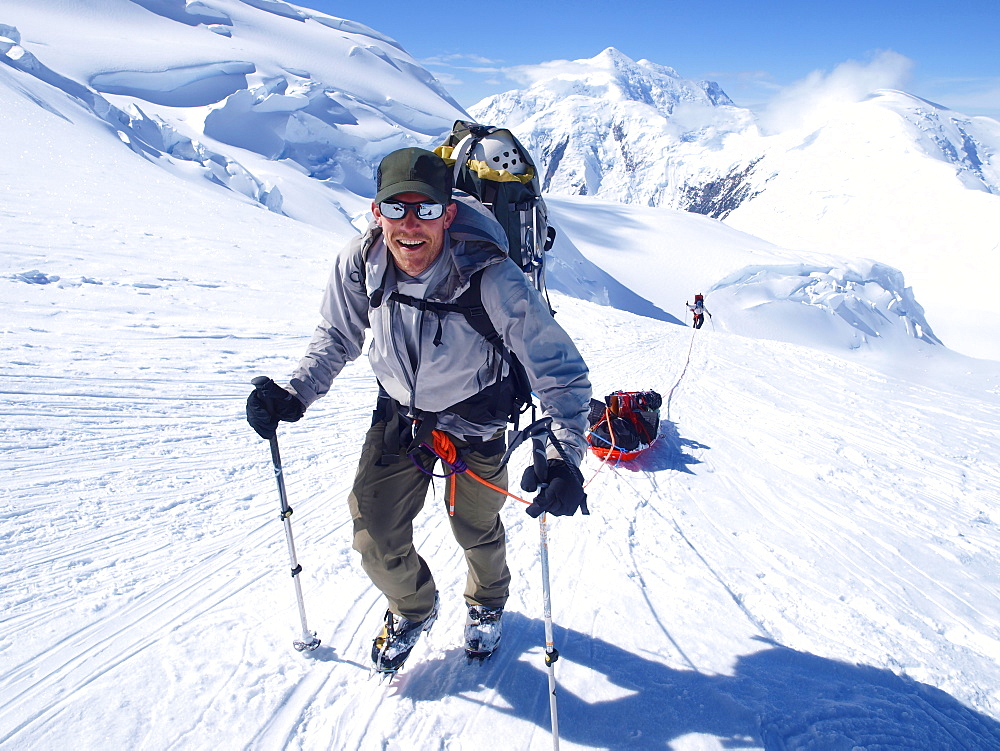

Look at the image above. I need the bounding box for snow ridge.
[1,0,467,229]
[2,34,284,211]
[712,260,942,350]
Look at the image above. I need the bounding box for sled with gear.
[586,390,662,462]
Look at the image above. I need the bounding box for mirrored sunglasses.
[378,200,445,220]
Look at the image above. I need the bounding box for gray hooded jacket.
[288,196,592,464]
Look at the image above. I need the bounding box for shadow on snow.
[399,613,1000,749]
[588,420,707,475]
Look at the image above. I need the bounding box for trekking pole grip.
[251,375,275,413]
[252,377,291,515]
[532,433,548,486]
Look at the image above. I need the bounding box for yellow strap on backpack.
[434,145,534,184]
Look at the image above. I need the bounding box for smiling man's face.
[373,192,458,277]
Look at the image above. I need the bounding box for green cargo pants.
[348,418,511,622]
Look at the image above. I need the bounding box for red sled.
[589,444,647,462]
[586,390,662,462]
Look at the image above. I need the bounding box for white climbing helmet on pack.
[469,132,530,175]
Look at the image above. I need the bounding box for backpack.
[435,120,555,309]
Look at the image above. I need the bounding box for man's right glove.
[246,377,304,440]
[520,458,589,518]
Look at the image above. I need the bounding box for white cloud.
[420,53,504,70]
[502,58,581,87]
[759,50,914,134]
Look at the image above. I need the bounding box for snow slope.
[5,208,1000,748]
[547,195,941,354]
[1,0,468,232]
[4,3,1000,749]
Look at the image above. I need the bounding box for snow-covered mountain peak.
[472,55,1000,358]
[496,46,733,115]
[470,49,748,202]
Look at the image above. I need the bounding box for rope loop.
[416,429,533,515]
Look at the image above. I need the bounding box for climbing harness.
[409,427,533,515]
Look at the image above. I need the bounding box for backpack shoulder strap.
[386,269,510,362]
[386,266,532,424]
[450,270,508,360]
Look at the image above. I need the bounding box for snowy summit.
[471,48,1000,360]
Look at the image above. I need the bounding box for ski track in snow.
[4,284,1000,749]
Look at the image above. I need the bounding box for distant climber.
[686,294,712,329]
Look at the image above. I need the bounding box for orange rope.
[429,430,532,515]
[583,407,618,487]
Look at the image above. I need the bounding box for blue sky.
[291,0,1000,118]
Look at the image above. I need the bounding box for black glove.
[246,377,304,440]
[521,458,588,518]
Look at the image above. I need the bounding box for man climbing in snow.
[686,293,712,329]
[246,147,591,674]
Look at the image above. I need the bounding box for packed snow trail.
[4,288,1000,749]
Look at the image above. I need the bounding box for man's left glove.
[246,377,304,440]
[520,458,589,518]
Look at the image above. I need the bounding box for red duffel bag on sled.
[586,390,661,462]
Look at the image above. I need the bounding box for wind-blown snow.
[757,51,914,136]
[3,3,1000,749]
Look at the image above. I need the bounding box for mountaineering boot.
[371,592,439,675]
[464,604,503,661]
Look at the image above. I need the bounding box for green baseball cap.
[375,147,453,206]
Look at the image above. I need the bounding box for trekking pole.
[251,377,321,653]
[530,432,561,750]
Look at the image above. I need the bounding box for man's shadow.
[400,613,1000,749]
